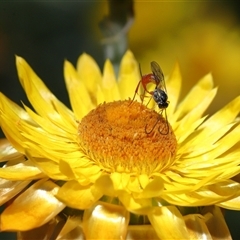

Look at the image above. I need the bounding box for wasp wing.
[150,61,167,93]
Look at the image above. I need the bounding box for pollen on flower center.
[78,100,177,175]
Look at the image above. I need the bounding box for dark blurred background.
[0,2,103,110]
[0,1,240,239]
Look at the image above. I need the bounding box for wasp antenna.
[158,122,169,135]
[145,118,159,134]
[158,109,169,135]
[139,62,143,78]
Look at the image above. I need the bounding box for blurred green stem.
[99,0,134,75]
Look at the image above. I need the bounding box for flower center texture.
[78,100,177,175]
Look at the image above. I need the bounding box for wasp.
[132,61,169,135]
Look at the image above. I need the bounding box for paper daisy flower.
[0,50,240,239]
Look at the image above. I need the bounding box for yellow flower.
[0,50,240,239]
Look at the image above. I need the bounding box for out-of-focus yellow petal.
[56,180,102,209]
[64,60,95,119]
[118,50,139,99]
[1,179,65,231]
[95,85,105,105]
[0,178,31,205]
[200,96,240,131]
[206,123,240,159]
[0,160,45,180]
[126,225,159,240]
[82,202,129,239]
[184,214,212,239]
[97,59,120,104]
[148,206,190,239]
[172,73,214,122]
[166,62,182,119]
[203,206,232,240]
[76,53,102,94]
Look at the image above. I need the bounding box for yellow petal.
[56,180,102,209]
[181,96,240,158]
[97,59,120,103]
[208,123,240,159]
[57,215,84,240]
[126,225,159,240]
[0,178,31,205]
[110,172,130,190]
[23,104,69,138]
[94,174,115,197]
[17,119,77,159]
[1,179,65,231]
[82,202,129,239]
[200,180,240,201]
[0,93,32,153]
[127,176,144,194]
[166,62,182,119]
[133,176,164,199]
[203,206,232,240]
[118,50,139,99]
[172,73,214,122]
[177,121,234,158]
[0,160,45,180]
[16,56,69,121]
[59,159,102,185]
[57,226,84,240]
[175,87,217,142]
[28,155,68,180]
[0,92,33,124]
[0,138,23,162]
[218,196,240,210]
[17,218,59,240]
[64,60,95,119]
[148,206,190,239]
[76,53,102,94]
[96,85,105,105]
[48,98,76,133]
[184,214,212,239]
[118,191,153,214]
[200,95,240,131]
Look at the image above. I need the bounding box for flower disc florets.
[78,100,177,175]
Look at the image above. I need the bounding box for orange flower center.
[78,100,177,175]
